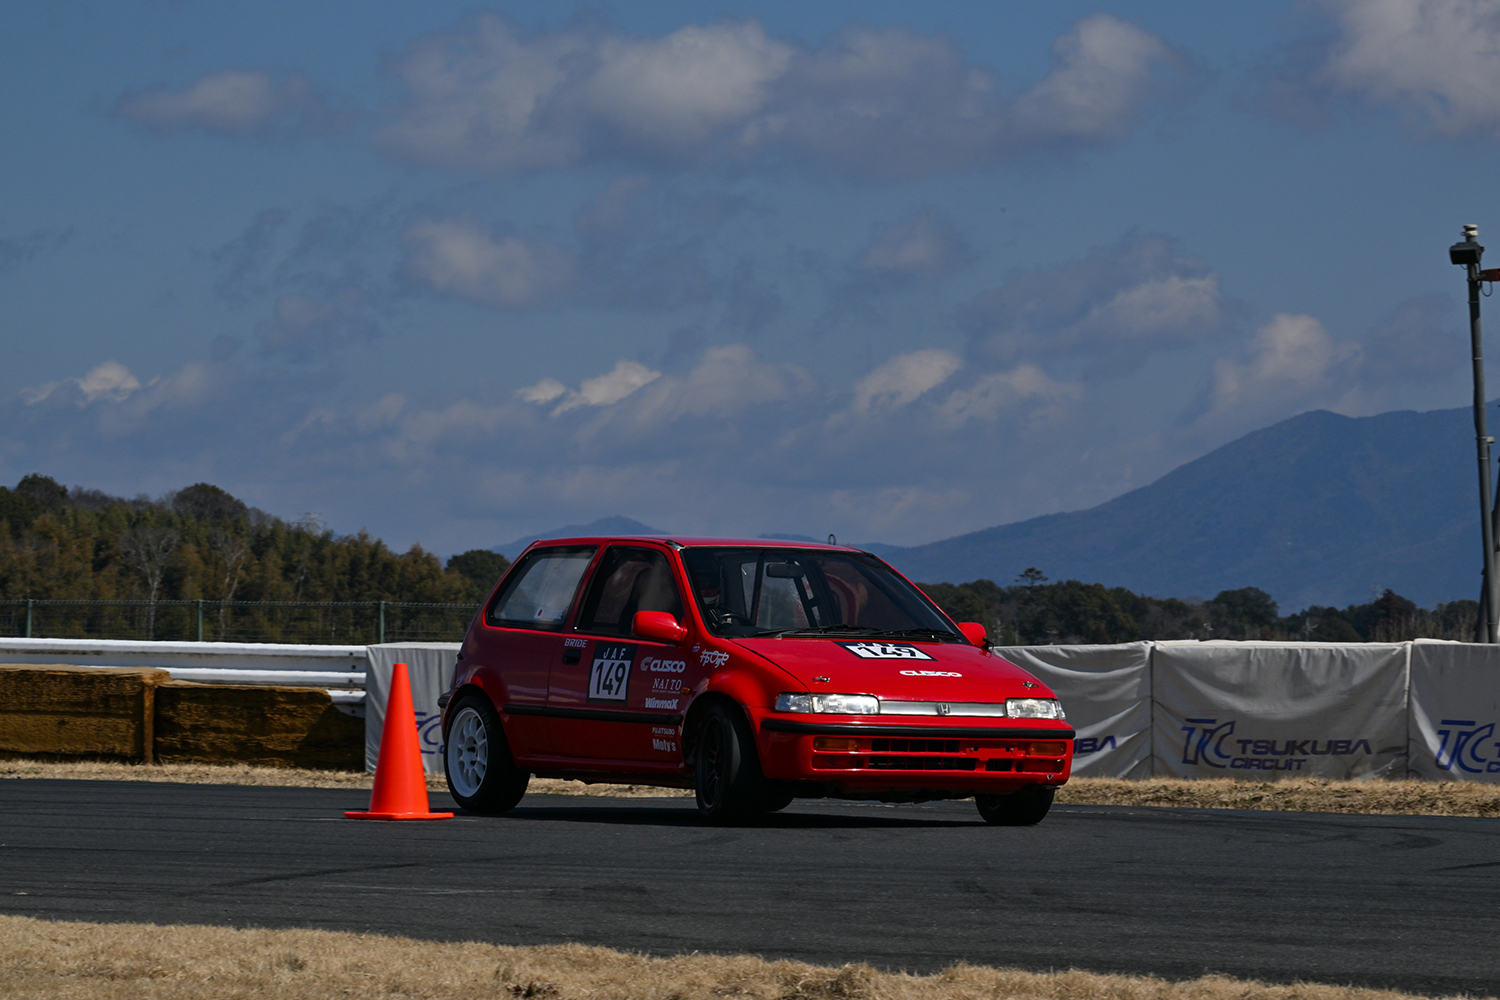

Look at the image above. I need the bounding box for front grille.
[865,756,977,771]
[871,738,961,753]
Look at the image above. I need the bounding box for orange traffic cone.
[346,661,454,821]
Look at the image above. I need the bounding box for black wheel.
[976,785,1054,826]
[694,703,770,824]
[445,694,529,815]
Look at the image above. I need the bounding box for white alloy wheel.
[446,705,489,799]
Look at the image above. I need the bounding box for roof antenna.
[827,533,837,545]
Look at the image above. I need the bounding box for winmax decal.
[588,643,635,702]
[839,642,934,660]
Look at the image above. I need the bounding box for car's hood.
[728,636,1055,702]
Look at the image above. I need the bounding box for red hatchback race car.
[439,536,1074,825]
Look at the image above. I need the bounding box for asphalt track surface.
[1,780,1497,997]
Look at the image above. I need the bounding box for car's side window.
[486,546,597,631]
[575,546,685,636]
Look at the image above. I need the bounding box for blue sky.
[3,0,1497,557]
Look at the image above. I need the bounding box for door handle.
[562,649,582,665]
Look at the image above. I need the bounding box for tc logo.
[415,710,445,757]
[1180,717,1236,768]
[1435,719,1500,773]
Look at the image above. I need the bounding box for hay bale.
[0,664,169,763]
[152,681,363,770]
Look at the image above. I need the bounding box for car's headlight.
[775,693,880,715]
[1007,698,1065,720]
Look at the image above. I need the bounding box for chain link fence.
[0,600,481,645]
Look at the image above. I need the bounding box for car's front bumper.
[753,712,1074,794]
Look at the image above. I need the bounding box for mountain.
[495,516,664,558]
[880,404,1487,610]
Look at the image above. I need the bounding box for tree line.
[0,475,510,639]
[0,474,1480,644]
[917,569,1480,645]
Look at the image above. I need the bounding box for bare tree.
[207,527,251,639]
[118,526,179,639]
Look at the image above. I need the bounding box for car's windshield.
[681,547,962,640]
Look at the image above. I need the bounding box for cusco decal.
[588,643,635,702]
[838,641,934,660]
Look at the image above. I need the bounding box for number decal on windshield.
[589,643,636,701]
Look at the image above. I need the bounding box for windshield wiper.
[750,625,960,640]
[869,627,961,640]
[750,625,883,638]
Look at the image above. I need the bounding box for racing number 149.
[588,644,634,702]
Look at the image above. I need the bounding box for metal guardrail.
[0,599,480,645]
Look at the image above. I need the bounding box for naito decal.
[839,641,934,660]
[588,643,635,702]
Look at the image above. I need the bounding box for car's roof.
[524,534,858,552]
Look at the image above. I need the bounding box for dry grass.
[1054,777,1500,817]
[7,760,1500,815]
[0,914,1481,1000]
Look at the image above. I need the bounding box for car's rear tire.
[976,785,1054,826]
[694,703,770,824]
[445,695,529,815]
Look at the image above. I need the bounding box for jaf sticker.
[838,641,934,661]
[589,643,636,701]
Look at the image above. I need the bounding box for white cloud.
[22,361,141,406]
[517,378,568,404]
[936,364,1081,426]
[852,350,963,412]
[858,210,970,282]
[113,69,328,137]
[615,345,814,425]
[1196,313,1363,429]
[967,235,1228,369]
[1011,13,1178,142]
[377,13,1183,177]
[403,217,574,308]
[525,360,663,415]
[1313,0,1500,135]
[522,345,813,431]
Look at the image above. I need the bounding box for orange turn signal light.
[813,737,860,752]
[1029,741,1068,756]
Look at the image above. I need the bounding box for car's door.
[548,544,698,764]
[475,544,597,758]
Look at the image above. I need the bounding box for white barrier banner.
[1152,641,1408,780]
[1409,639,1500,782]
[365,643,459,774]
[992,643,1151,778]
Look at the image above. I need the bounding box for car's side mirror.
[958,621,989,648]
[633,611,688,644]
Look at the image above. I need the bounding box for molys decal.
[838,642,934,660]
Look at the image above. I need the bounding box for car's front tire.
[975,785,1054,826]
[445,694,529,815]
[694,703,772,824]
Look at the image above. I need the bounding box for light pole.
[1449,224,1500,642]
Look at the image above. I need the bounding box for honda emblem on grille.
[936,703,951,716]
